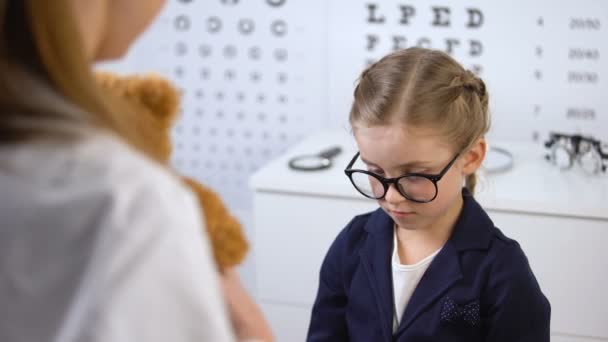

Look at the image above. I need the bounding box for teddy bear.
[95,71,249,271]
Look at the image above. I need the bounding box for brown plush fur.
[96,71,249,270]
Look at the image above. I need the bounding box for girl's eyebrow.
[360,156,432,168]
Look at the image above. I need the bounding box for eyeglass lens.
[350,172,437,202]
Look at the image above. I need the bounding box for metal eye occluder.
[544,132,608,174]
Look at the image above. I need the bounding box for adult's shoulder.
[0,129,198,228]
[73,130,202,235]
[76,131,185,193]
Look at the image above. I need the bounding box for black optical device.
[544,132,608,174]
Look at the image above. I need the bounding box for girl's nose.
[384,183,406,204]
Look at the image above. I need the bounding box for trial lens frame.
[544,132,608,174]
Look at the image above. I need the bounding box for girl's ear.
[462,138,487,176]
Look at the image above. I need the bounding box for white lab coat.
[0,130,236,342]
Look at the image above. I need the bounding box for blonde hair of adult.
[0,0,167,161]
[350,47,491,193]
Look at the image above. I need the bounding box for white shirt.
[0,131,236,342]
[391,228,441,332]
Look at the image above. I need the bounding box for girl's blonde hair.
[0,0,165,161]
[350,47,490,194]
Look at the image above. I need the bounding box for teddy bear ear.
[94,71,182,128]
[127,74,181,128]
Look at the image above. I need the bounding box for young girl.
[0,1,270,341]
[307,47,550,341]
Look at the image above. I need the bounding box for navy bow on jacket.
[440,296,480,327]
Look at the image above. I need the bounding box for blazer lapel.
[359,210,394,342]
[394,241,463,335]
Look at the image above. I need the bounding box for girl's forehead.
[354,124,449,148]
[353,124,453,164]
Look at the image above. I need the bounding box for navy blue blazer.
[307,190,550,341]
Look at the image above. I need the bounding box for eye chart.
[109,0,329,210]
[103,0,607,211]
[328,0,608,144]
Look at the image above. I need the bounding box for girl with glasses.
[307,47,550,341]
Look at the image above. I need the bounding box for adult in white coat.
[0,1,272,341]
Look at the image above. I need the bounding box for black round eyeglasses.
[344,152,460,203]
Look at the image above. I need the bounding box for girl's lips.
[390,210,415,218]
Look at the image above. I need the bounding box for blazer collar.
[359,210,394,341]
[447,188,494,252]
[362,188,494,251]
